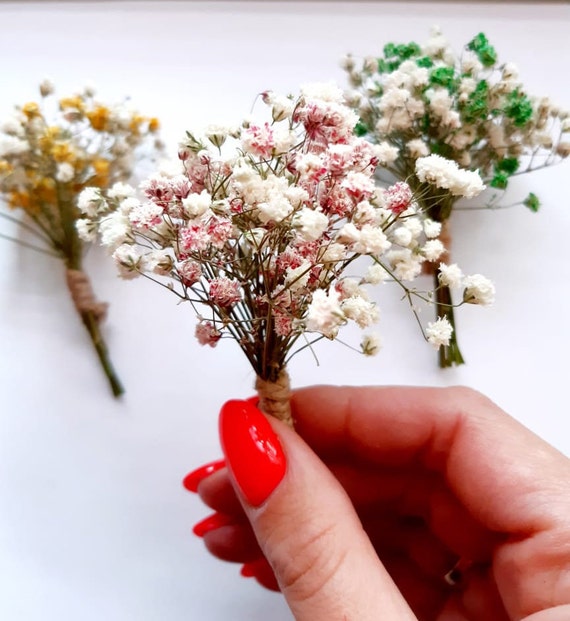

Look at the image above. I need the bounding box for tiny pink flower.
[206,216,233,249]
[178,259,202,286]
[241,123,275,159]
[384,182,413,214]
[209,277,241,307]
[179,224,211,254]
[141,175,174,210]
[195,321,222,347]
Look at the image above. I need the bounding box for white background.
[0,2,569,620]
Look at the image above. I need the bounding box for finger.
[291,385,570,619]
[219,400,418,621]
[197,468,245,516]
[202,521,262,563]
[290,385,570,533]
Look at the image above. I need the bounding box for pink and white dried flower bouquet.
[78,83,493,424]
[343,29,569,367]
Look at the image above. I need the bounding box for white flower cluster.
[415,154,485,199]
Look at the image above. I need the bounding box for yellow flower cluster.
[0,81,161,257]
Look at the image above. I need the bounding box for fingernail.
[219,400,286,507]
[192,512,233,537]
[182,459,225,492]
[241,558,279,591]
[240,562,256,577]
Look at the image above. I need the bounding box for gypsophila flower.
[344,30,567,367]
[0,80,163,396]
[438,263,463,288]
[361,332,381,356]
[426,316,453,349]
[463,274,495,305]
[80,84,491,421]
[415,155,485,199]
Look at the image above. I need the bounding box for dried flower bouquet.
[0,81,162,396]
[343,30,570,367]
[79,84,492,423]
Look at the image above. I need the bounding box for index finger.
[290,385,570,535]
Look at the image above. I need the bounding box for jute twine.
[66,269,108,322]
[423,220,451,276]
[255,370,293,427]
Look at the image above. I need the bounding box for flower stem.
[80,307,124,397]
[65,263,124,397]
[434,270,465,368]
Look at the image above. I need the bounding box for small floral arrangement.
[78,83,492,424]
[0,80,162,396]
[343,29,570,366]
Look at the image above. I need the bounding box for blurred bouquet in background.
[343,29,570,366]
[78,83,493,425]
[0,80,163,395]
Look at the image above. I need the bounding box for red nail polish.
[192,512,233,537]
[219,400,286,507]
[241,558,280,591]
[182,459,225,492]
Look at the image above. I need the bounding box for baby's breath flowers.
[79,83,491,424]
[343,29,569,367]
[0,79,162,396]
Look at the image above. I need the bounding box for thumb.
[219,400,417,621]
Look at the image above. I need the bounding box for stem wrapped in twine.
[66,269,108,320]
[255,370,293,427]
[65,268,124,397]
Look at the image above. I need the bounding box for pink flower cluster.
[78,83,455,375]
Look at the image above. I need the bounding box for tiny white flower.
[39,78,55,97]
[292,208,329,242]
[426,316,453,349]
[422,239,446,262]
[182,190,212,218]
[463,274,495,305]
[407,138,429,158]
[77,187,104,216]
[341,296,379,328]
[361,333,382,356]
[363,263,388,284]
[76,218,96,242]
[305,288,346,338]
[55,162,74,183]
[392,226,413,248]
[0,135,29,157]
[415,154,485,199]
[438,263,463,288]
[100,211,131,249]
[423,219,442,239]
[108,182,136,200]
[112,244,142,279]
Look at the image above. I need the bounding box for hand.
[184,386,570,621]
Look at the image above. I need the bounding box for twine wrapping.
[65,269,108,322]
[423,220,451,276]
[255,370,293,427]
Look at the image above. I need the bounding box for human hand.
[184,386,570,620]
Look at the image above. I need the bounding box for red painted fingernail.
[219,400,286,507]
[241,558,279,591]
[240,562,256,577]
[192,512,233,537]
[182,459,225,492]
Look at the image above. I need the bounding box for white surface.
[0,2,569,620]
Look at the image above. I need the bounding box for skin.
[196,386,570,621]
